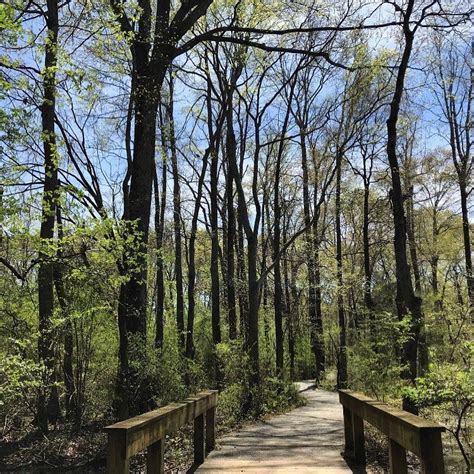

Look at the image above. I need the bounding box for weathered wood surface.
[339,389,446,474]
[197,382,353,473]
[105,390,217,473]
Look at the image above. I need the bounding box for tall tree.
[385,0,423,413]
[432,34,473,310]
[110,0,213,416]
[37,0,61,432]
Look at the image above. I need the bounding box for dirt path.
[195,381,363,473]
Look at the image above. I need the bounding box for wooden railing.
[339,390,445,474]
[105,390,218,473]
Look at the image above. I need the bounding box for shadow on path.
[195,381,359,473]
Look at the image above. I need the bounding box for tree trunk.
[459,185,474,309]
[225,105,238,340]
[167,84,185,351]
[299,129,325,382]
[112,0,213,418]
[430,207,439,298]
[154,109,168,350]
[185,90,221,358]
[385,14,421,413]
[116,55,167,418]
[335,151,348,389]
[210,137,222,348]
[406,186,421,294]
[362,184,374,311]
[237,217,248,341]
[247,235,260,386]
[288,257,298,380]
[53,206,76,424]
[37,0,60,432]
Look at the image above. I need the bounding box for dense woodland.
[0,0,472,471]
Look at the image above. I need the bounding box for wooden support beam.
[104,391,217,473]
[389,439,407,474]
[146,438,164,474]
[194,413,205,465]
[339,390,445,474]
[352,413,365,464]
[106,431,129,474]
[420,430,445,474]
[206,406,216,454]
[343,406,354,453]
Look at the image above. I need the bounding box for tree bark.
[237,216,248,341]
[37,0,60,432]
[210,134,222,348]
[112,0,212,416]
[335,150,348,389]
[53,206,76,424]
[385,5,421,413]
[185,80,224,358]
[166,82,185,351]
[225,103,238,340]
[362,184,374,311]
[300,129,325,382]
[153,143,166,349]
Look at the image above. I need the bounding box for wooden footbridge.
[105,381,446,473]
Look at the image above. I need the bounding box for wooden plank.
[339,390,443,430]
[206,406,216,454]
[342,407,354,453]
[105,391,217,433]
[194,413,205,465]
[146,438,164,474]
[339,390,444,457]
[389,439,407,474]
[352,413,365,463]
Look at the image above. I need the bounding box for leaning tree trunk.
[385,14,422,413]
[405,185,428,374]
[185,155,209,359]
[185,82,223,359]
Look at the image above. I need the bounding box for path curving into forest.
[195,381,364,473]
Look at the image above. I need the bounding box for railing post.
[206,406,216,454]
[107,431,129,474]
[420,430,445,474]
[194,413,205,465]
[342,406,354,453]
[352,412,365,464]
[389,439,407,474]
[146,438,164,474]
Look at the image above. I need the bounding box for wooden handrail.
[105,390,218,473]
[339,390,445,474]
